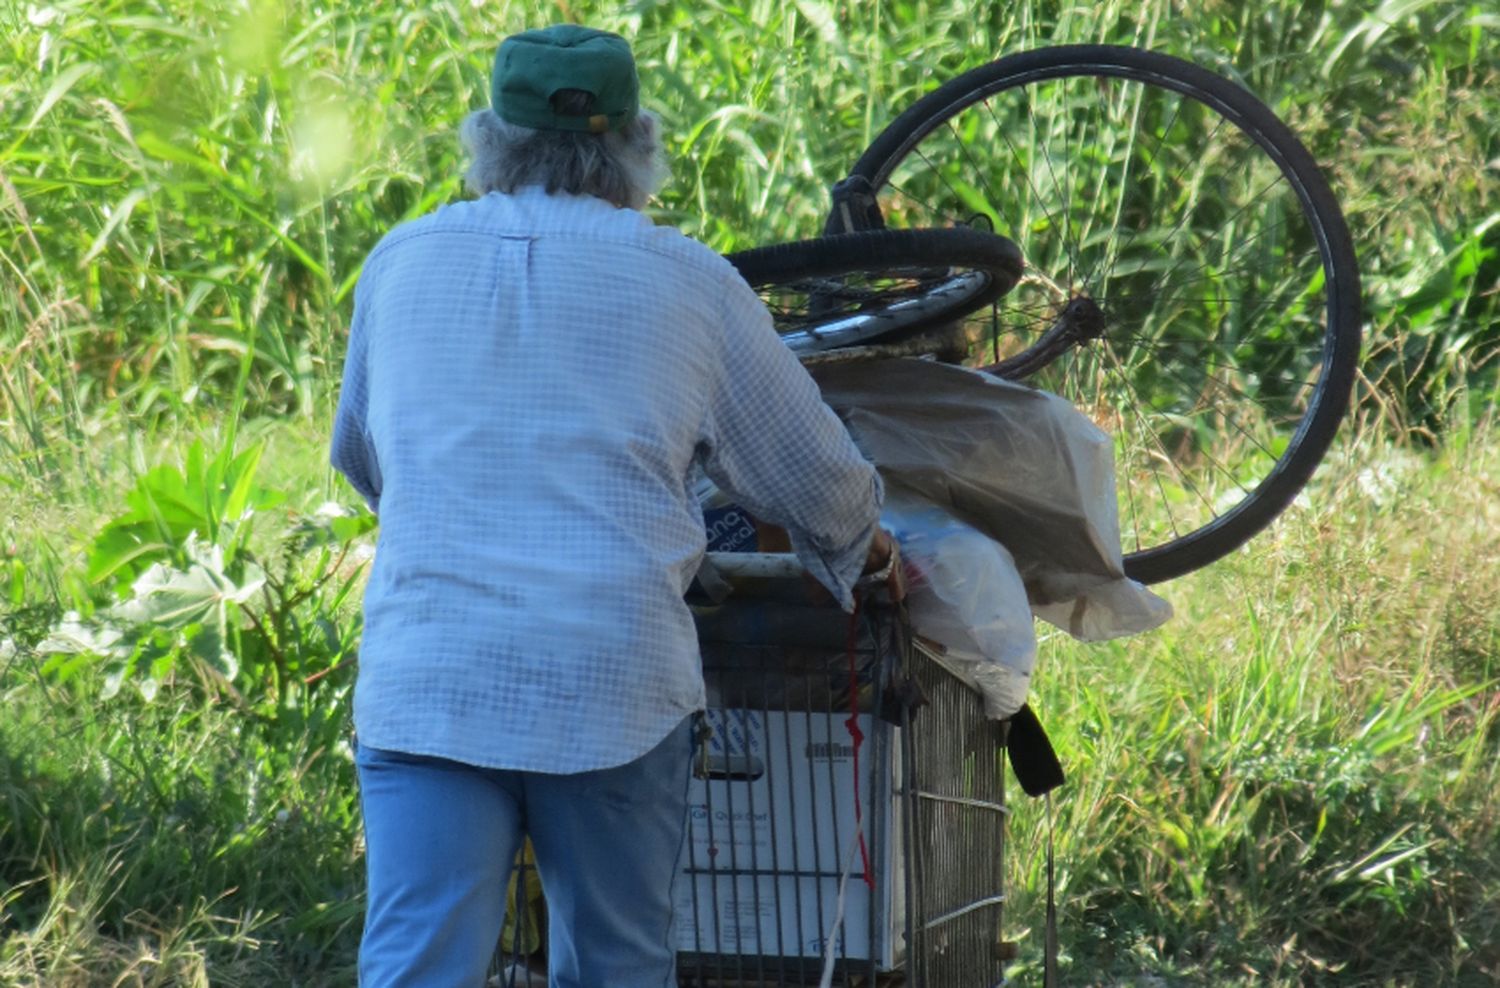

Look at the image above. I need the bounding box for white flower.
[315,501,353,519]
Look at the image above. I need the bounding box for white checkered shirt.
[331,187,882,772]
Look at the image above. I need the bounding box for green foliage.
[34,435,373,708]
[0,0,1497,984]
[0,650,362,985]
[0,0,1494,444]
[39,535,264,699]
[85,438,281,592]
[1001,431,1500,985]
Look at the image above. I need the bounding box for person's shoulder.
[361,194,750,300]
[621,213,750,289]
[367,199,486,258]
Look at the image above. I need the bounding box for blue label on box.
[704,504,757,552]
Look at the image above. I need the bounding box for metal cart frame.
[679,553,1010,987]
[489,553,1011,988]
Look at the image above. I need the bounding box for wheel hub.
[1057,295,1106,343]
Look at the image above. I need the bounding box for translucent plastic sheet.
[881,488,1034,719]
[694,358,1171,718]
[812,358,1171,644]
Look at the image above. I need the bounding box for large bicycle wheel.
[726,228,1022,355]
[831,45,1361,584]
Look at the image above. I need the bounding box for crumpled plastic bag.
[882,487,1034,719]
[813,358,1171,641]
[1031,578,1174,642]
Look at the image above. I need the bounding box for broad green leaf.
[220,443,266,525]
[114,545,266,630]
[87,438,283,587]
[101,664,129,700]
[37,614,130,660]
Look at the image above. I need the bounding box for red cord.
[846,600,874,889]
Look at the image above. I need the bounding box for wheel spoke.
[833,47,1358,580]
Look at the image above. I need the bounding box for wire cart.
[488,551,1013,988]
[677,551,1010,987]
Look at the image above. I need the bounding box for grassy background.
[1,0,1498,984]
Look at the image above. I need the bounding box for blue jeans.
[354,716,697,988]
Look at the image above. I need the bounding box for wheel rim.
[761,267,998,353]
[846,50,1359,582]
[727,229,1024,355]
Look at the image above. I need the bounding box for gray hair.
[460,101,668,210]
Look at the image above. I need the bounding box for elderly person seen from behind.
[332,24,894,988]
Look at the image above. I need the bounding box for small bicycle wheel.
[725,228,1022,355]
[831,45,1361,583]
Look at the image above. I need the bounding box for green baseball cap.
[491,25,640,134]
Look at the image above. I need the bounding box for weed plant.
[1005,420,1500,984]
[1,0,1494,436]
[1,0,1497,984]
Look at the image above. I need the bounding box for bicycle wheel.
[726,228,1022,355]
[831,45,1361,584]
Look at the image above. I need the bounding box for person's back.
[332,24,892,988]
[345,185,878,770]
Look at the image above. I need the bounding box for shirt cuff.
[789,512,883,613]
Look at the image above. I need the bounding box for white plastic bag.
[882,487,1035,719]
[1031,575,1173,642]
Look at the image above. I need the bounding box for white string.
[817,815,867,988]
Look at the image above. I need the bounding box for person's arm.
[330,278,383,513]
[699,276,883,610]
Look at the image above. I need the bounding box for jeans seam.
[659,713,699,988]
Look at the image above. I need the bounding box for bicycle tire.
[725,228,1022,354]
[832,45,1361,584]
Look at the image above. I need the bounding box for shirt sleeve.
[330,276,383,513]
[699,273,883,610]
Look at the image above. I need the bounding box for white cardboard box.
[674,709,903,969]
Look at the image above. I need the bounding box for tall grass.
[1,0,1494,444]
[1004,424,1500,983]
[1,0,1498,984]
[1,647,362,986]
[3,420,1497,984]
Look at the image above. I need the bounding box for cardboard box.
[674,709,903,969]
